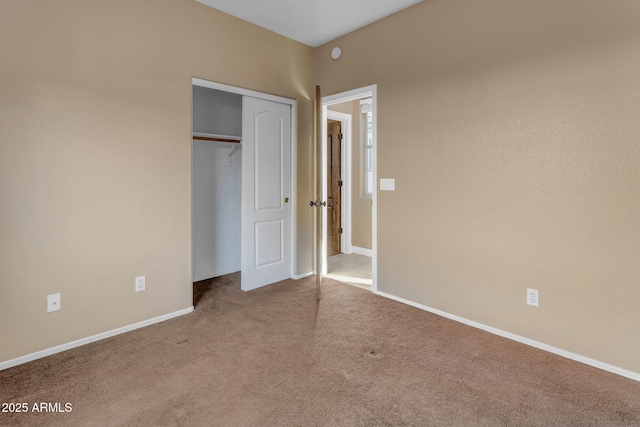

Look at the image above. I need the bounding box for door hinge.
[338,133,343,140]
[338,180,343,187]
[339,228,343,234]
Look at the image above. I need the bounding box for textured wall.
[0,0,314,363]
[316,0,640,373]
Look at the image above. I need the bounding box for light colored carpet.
[1,273,639,426]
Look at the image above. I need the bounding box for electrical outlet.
[47,293,61,312]
[135,276,146,292]
[527,288,539,307]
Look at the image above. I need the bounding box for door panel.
[255,112,283,211]
[255,220,283,267]
[242,96,291,291]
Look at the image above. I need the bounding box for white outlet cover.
[47,293,61,312]
[527,288,539,307]
[135,276,146,292]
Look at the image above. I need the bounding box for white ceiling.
[195,0,423,47]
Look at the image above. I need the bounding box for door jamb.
[322,85,377,292]
[191,77,298,282]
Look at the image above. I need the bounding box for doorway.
[191,78,298,294]
[322,86,377,291]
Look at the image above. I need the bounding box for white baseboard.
[0,306,194,372]
[292,271,313,279]
[374,290,640,383]
[352,246,373,257]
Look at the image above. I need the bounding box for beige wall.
[0,0,314,363]
[316,0,640,373]
[328,101,372,249]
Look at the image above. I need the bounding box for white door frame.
[191,77,298,283]
[322,85,377,292]
[326,110,352,254]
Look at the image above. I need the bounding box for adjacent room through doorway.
[322,88,376,290]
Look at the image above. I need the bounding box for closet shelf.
[193,132,241,144]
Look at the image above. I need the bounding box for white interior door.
[241,96,292,291]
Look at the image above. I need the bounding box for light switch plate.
[380,178,395,191]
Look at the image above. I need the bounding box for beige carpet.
[1,273,639,426]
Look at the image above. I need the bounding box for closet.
[192,85,242,282]
[191,78,294,291]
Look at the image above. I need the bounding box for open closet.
[192,86,243,282]
[191,79,295,291]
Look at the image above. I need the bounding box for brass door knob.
[285,197,289,203]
